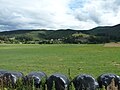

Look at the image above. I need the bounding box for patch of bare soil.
[104,42,120,47]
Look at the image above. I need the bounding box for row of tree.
[0,33,111,44]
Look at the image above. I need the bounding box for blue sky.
[69,0,85,10]
[0,0,120,31]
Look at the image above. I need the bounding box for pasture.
[0,44,120,78]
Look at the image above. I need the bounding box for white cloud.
[0,0,120,31]
[73,0,120,27]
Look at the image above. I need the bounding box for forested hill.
[0,24,120,44]
[87,24,120,37]
[0,29,83,39]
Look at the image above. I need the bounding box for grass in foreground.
[0,44,120,78]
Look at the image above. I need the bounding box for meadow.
[0,44,120,79]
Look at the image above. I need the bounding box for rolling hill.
[87,24,120,36]
[0,24,120,44]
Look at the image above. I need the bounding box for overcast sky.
[0,0,120,31]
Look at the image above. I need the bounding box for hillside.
[0,24,120,44]
[0,29,81,39]
[86,24,120,40]
[0,29,85,44]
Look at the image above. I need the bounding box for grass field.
[0,44,120,79]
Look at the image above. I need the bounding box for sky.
[0,0,120,31]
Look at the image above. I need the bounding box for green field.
[0,44,120,79]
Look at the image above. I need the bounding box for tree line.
[0,33,112,44]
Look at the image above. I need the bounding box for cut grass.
[0,44,120,79]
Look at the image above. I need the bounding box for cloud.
[0,0,77,30]
[0,0,120,31]
[73,0,120,27]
